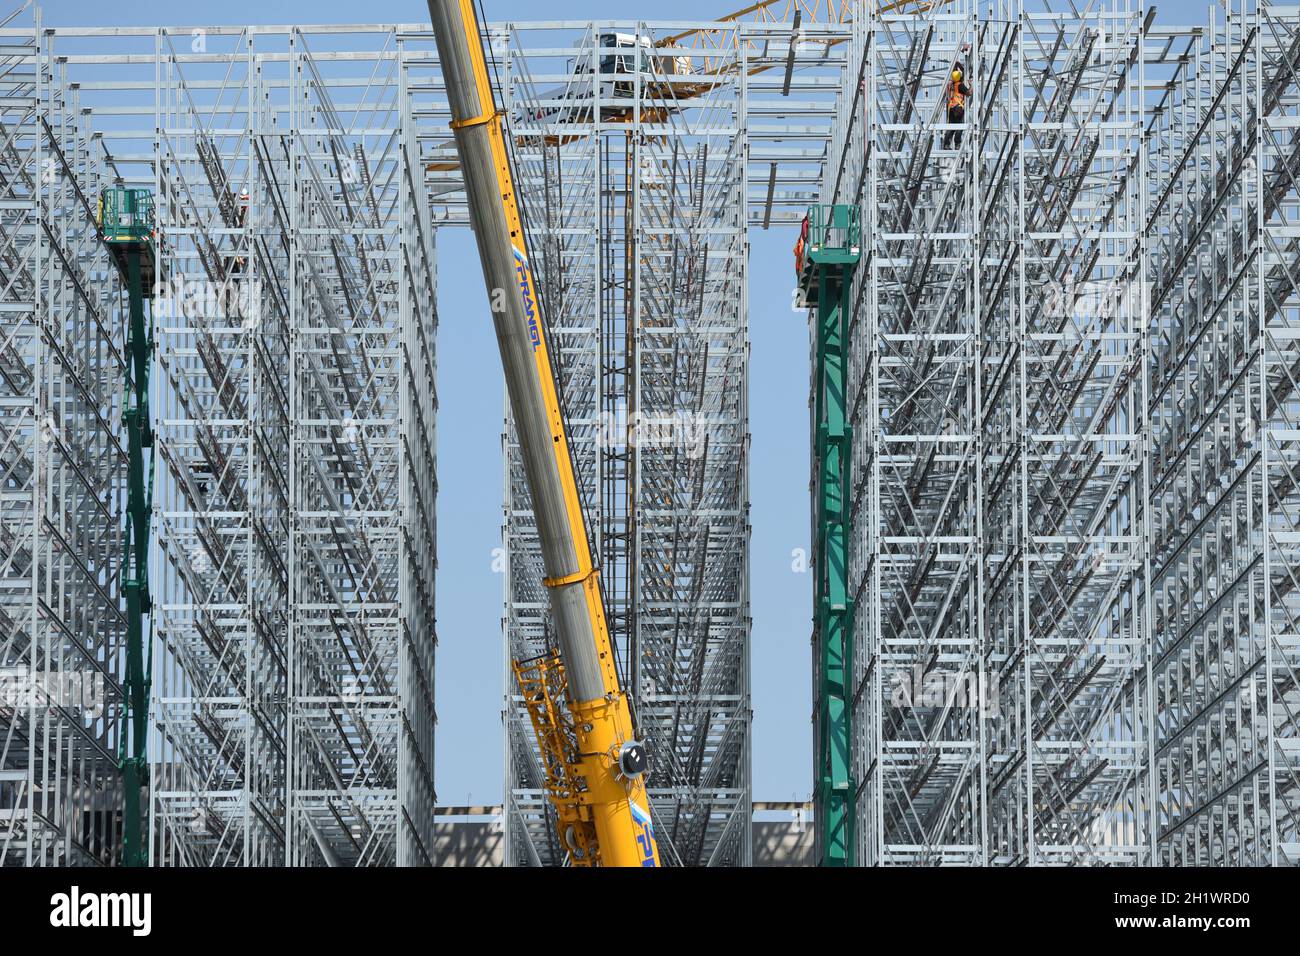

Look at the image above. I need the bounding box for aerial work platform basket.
[795,203,861,308]
[99,185,157,293]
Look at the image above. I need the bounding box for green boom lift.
[796,204,860,866]
[100,185,156,866]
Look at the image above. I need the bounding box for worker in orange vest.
[941,48,971,150]
[794,213,809,278]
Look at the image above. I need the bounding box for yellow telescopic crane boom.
[425,0,660,867]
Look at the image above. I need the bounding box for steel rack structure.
[2,20,440,866]
[811,0,1300,865]
[0,2,134,866]
[488,15,851,866]
[1,3,852,868]
[498,21,753,868]
[29,0,1297,869]
[1148,0,1300,866]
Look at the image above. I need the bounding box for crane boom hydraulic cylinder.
[425,0,660,867]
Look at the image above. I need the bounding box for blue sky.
[47,0,1210,808]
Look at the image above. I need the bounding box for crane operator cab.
[598,32,694,94]
[519,32,693,127]
[600,32,652,98]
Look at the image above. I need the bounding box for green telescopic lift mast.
[101,186,156,867]
[797,204,860,866]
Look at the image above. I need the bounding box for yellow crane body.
[425,0,660,867]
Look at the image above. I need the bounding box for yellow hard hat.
[952,68,963,82]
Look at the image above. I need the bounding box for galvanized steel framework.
[0,2,132,865]
[818,0,1300,864]
[488,16,849,866]
[0,13,439,865]
[0,4,845,867]
[4,0,1297,868]
[498,23,753,868]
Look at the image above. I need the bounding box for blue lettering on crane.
[629,800,658,867]
[511,247,542,352]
